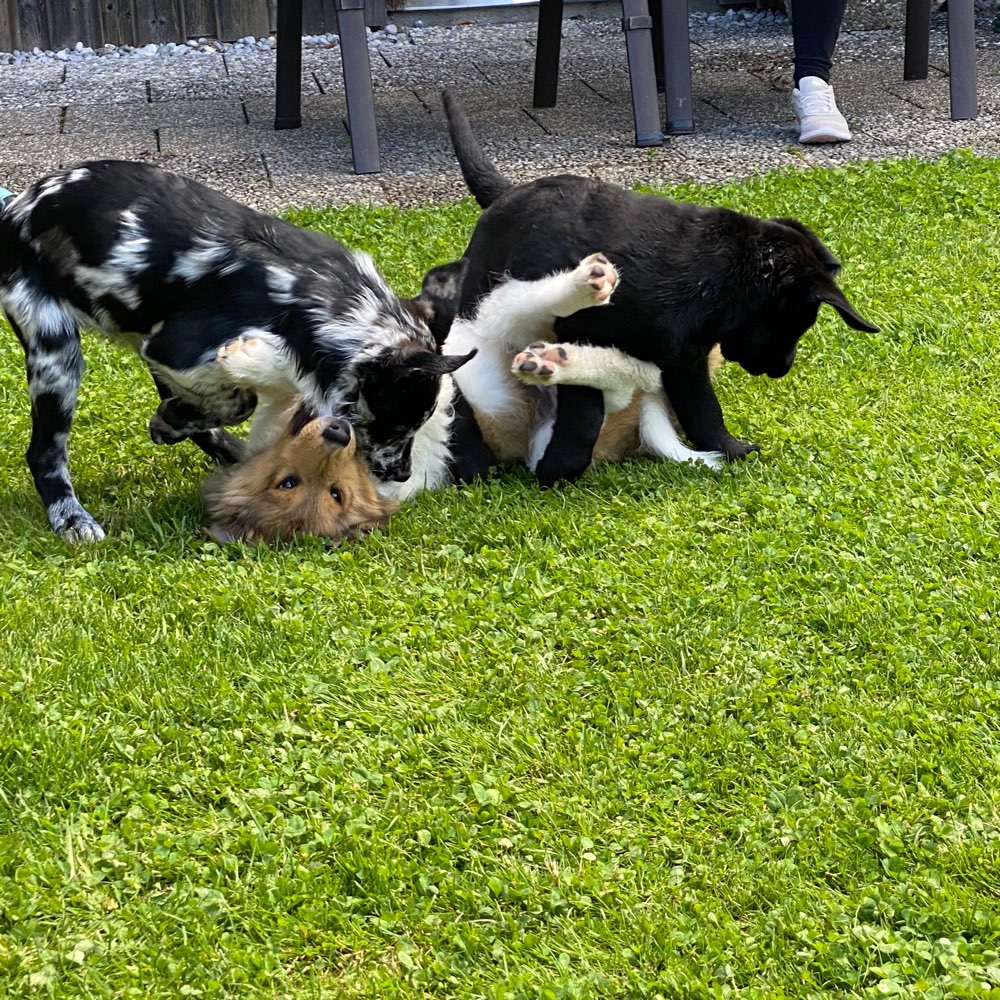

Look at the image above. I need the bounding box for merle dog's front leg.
[11,315,106,541]
[534,385,605,488]
[660,360,759,460]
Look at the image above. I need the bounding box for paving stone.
[0,105,62,137]
[1,15,997,215]
[0,132,158,165]
[65,99,246,133]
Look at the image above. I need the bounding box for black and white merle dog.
[0,161,473,541]
[441,92,880,487]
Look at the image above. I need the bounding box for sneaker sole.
[799,129,852,144]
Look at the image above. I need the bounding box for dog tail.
[441,90,511,209]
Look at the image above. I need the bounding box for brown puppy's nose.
[322,418,352,447]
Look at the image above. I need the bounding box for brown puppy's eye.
[277,476,298,490]
[330,487,342,504]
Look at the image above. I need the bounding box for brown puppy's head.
[202,407,399,544]
[718,216,879,380]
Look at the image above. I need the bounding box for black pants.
[792,0,848,85]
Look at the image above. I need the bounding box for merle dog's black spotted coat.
[0,160,470,540]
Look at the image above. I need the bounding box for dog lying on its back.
[441,91,879,487]
[0,160,472,541]
[201,398,397,544]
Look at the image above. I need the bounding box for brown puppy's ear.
[815,281,880,333]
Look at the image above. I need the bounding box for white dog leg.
[512,341,724,470]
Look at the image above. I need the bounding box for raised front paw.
[574,252,618,305]
[511,342,569,385]
[216,336,258,364]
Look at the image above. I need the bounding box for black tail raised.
[441,90,511,210]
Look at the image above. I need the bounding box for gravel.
[3,3,999,67]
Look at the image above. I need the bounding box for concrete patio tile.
[0,63,65,107]
[1,15,997,215]
[59,60,150,103]
[526,79,635,140]
[693,70,795,126]
[225,50,335,98]
[147,57,238,100]
[257,169,388,213]
[0,161,66,193]
[413,83,549,143]
[0,105,62,137]
[137,150,272,202]
[0,132,158,165]
[64,99,246,133]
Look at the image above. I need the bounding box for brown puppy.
[201,407,398,544]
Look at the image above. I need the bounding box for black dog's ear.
[287,402,318,436]
[770,216,842,274]
[814,281,880,333]
[406,259,470,347]
[421,258,469,300]
[406,347,477,376]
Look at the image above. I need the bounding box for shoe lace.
[799,86,838,117]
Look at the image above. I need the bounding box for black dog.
[0,160,471,541]
[441,92,879,487]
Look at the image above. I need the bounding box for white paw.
[572,252,619,306]
[216,336,258,364]
[511,342,571,385]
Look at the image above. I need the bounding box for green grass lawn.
[1,151,998,999]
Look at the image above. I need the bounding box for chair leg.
[275,0,303,129]
[903,0,931,79]
[335,0,381,173]
[661,0,692,134]
[652,0,664,90]
[947,0,977,120]
[533,0,564,108]
[621,0,664,147]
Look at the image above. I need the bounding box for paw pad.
[511,343,569,383]
[576,252,619,304]
[217,336,258,362]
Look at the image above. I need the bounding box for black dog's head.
[354,258,474,483]
[354,341,474,482]
[718,216,878,379]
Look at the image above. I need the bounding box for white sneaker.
[792,76,852,144]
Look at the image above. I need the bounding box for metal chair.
[275,0,381,174]
[274,0,666,176]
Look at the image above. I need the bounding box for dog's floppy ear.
[407,259,469,347]
[770,216,842,273]
[287,402,318,436]
[814,280,880,333]
[406,347,477,376]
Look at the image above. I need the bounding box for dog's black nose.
[322,418,352,447]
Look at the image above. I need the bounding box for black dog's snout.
[322,418,352,447]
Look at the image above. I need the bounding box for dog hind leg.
[149,374,245,465]
[511,342,724,469]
